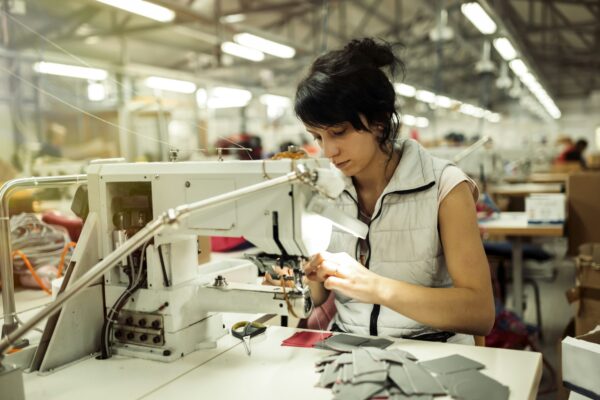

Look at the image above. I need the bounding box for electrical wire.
[11,250,51,295]
[100,241,150,359]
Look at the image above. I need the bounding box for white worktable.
[22,325,542,400]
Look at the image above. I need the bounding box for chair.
[484,241,557,340]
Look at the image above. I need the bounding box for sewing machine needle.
[242,335,251,356]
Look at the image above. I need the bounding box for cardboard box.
[567,172,600,255]
[562,328,600,398]
[526,193,566,223]
[566,243,600,336]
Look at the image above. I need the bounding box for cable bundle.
[10,213,72,292]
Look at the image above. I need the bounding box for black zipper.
[365,180,436,336]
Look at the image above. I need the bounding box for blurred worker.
[38,123,67,158]
[559,138,588,168]
[285,38,494,344]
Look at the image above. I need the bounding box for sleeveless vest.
[328,138,470,342]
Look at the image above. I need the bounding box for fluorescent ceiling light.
[509,59,528,77]
[220,14,246,24]
[460,104,486,118]
[259,94,291,107]
[96,0,175,22]
[416,117,429,128]
[208,98,251,109]
[485,112,501,123]
[461,2,497,34]
[144,76,197,93]
[33,61,108,80]
[87,82,106,101]
[394,83,416,97]
[212,86,252,100]
[415,90,436,103]
[435,95,453,108]
[196,89,207,107]
[221,41,265,62]
[207,86,253,109]
[493,37,517,61]
[234,33,295,59]
[402,115,417,126]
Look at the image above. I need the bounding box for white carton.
[562,328,600,398]
[526,193,566,224]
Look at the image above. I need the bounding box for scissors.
[231,321,267,356]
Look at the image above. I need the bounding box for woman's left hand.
[315,251,384,304]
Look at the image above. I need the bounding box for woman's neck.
[353,147,400,194]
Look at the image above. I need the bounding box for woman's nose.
[322,138,340,159]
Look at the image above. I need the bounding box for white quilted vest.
[329,139,471,343]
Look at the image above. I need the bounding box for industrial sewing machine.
[0,158,367,387]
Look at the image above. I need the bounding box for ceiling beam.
[13,5,98,48]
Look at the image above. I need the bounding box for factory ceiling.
[3,0,600,108]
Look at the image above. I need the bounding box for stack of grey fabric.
[315,347,509,400]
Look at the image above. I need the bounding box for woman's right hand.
[303,252,336,283]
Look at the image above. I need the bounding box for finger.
[308,253,325,268]
[324,276,348,291]
[318,260,345,278]
[262,274,274,286]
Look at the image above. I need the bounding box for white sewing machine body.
[29,159,343,370]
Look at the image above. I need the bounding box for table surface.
[21,325,543,400]
[478,212,564,237]
[488,183,563,196]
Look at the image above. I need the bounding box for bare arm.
[323,182,495,336]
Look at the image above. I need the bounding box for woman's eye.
[331,129,346,136]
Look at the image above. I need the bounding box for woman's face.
[305,120,383,177]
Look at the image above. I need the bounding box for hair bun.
[343,38,395,69]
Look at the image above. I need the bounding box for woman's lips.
[335,160,350,169]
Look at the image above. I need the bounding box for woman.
[295,38,494,345]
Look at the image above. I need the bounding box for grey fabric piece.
[341,363,353,383]
[403,361,446,395]
[315,353,340,367]
[332,381,383,400]
[390,394,433,400]
[352,348,387,376]
[314,334,393,352]
[334,352,354,365]
[436,370,509,400]
[317,361,340,388]
[352,368,389,384]
[362,338,394,349]
[368,348,417,364]
[419,354,485,375]
[388,363,415,395]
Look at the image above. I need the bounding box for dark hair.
[576,139,588,149]
[294,38,404,154]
